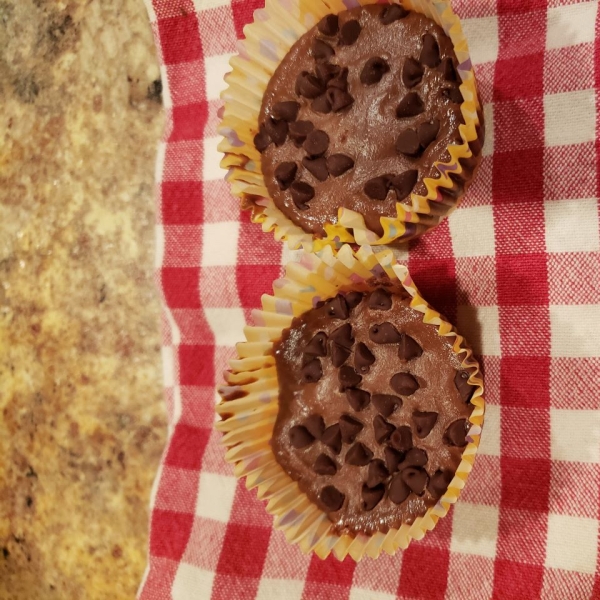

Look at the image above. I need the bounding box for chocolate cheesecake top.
[255,4,465,237]
[271,285,476,535]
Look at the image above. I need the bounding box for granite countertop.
[0,1,167,598]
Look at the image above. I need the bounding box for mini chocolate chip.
[339,414,364,444]
[346,388,371,411]
[302,358,322,382]
[390,426,413,452]
[442,86,464,104]
[390,372,419,395]
[274,161,298,190]
[389,473,410,504]
[326,87,354,112]
[339,19,361,46]
[369,322,402,344]
[331,343,351,368]
[316,62,341,84]
[327,67,349,91]
[440,56,458,81]
[339,365,362,391]
[428,469,453,499]
[345,442,373,466]
[385,446,404,473]
[345,291,363,309]
[314,453,338,476]
[303,129,330,157]
[444,419,469,447]
[396,128,421,157]
[413,411,438,438]
[372,394,401,418]
[254,124,270,152]
[312,38,335,61]
[305,332,328,357]
[362,483,385,510]
[272,100,300,122]
[304,414,325,439]
[289,120,314,146]
[364,176,390,200]
[401,467,428,495]
[289,425,315,448]
[417,119,440,149]
[398,334,423,361]
[354,342,375,374]
[327,154,354,177]
[396,92,425,118]
[326,296,350,320]
[368,288,392,310]
[390,170,418,201]
[367,459,389,488]
[295,71,325,99]
[291,181,315,210]
[402,57,424,88]
[360,57,390,85]
[320,485,345,511]
[454,370,475,403]
[400,447,428,468]
[317,13,339,36]
[322,423,342,454]
[311,94,332,114]
[420,33,441,68]
[265,117,288,146]
[303,156,329,181]
[373,415,396,444]
[380,4,408,24]
[330,322,353,347]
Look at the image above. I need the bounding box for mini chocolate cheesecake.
[255,4,480,237]
[271,285,476,535]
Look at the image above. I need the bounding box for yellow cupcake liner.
[218,0,483,251]
[216,246,485,560]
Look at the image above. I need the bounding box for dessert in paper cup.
[218,0,484,251]
[216,246,485,560]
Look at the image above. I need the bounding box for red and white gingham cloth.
[138,1,600,598]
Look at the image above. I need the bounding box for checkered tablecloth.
[138,1,600,598]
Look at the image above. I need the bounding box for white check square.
[544,90,596,147]
[205,307,247,347]
[545,198,600,253]
[173,564,215,600]
[202,221,240,266]
[546,1,598,50]
[451,502,500,558]
[551,409,600,464]
[478,404,500,457]
[457,305,501,356]
[256,579,305,600]
[205,53,234,100]
[546,513,598,574]
[203,136,224,180]
[550,305,600,358]
[195,472,238,522]
[461,16,499,65]
[450,205,495,257]
[349,589,396,600]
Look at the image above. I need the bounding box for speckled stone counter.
[0,1,167,598]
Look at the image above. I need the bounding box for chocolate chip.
[302,156,329,182]
[317,13,339,36]
[339,19,361,46]
[360,57,390,85]
[345,442,373,466]
[428,469,453,499]
[373,415,396,444]
[289,425,314,448]
[362,483,385,510]
[396,92,425,118]
[346,388,371,412]
[305,332,328,357]
[345,291,363,309]
[401,467,428,495]
[369,322,402,344]
[311,94,332,114]
[454,370,475,403]
[314,453,337,475]
[440,57,458,81]
[289,120,314,146]
[304,414,325,439]
[398,334,423,361]
[331,343,351,368]
[390,372,419,395]
[384,446,404,473]
[327,154,354,177]
[402,57,424,88]
[322,423,342,454]
[301,358,322,382]
[413,411,438,438]
[364,176,390,200]
[368,288,392,310]
[274,162,297,190]
[396,128,420,157]
[339,365,362,391]
[354,342,375,374]
[390,426,413,452]
[303,129,330,157]
[312,38,335,61]
[388,473,410,504]
[339,415,364,444]
[417,119,440,149]
[372,394,401,418]
[316,62,341,84]
[444,419,469,447]
[442,86,464,104]
[327,67,349,91]
[330,322,353,346]
[254,124,270,152]
[390,170,418,201]
[265,117,288,146]
[367,459,389,488]
[272,100,300,122]
[401,447,428,468]
[419,33,440,67]
[291,181,315,210]
[326,87,354,112]
[295,71,325,99]
[320,485,344,511]
[380,4,408,24]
